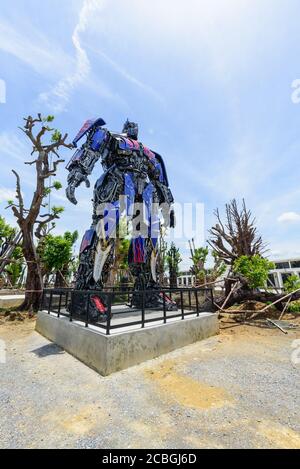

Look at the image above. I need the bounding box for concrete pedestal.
[36,310,219,376]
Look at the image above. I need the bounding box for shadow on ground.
[31,343,65,357]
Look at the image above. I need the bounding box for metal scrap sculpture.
[66,118,176,320]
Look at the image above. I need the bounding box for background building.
[268,258,300,289]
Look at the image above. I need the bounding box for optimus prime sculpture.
[66,118,177,321]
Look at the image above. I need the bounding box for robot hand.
[161,205,176,228]
[170,209,175,228]
[66,168,90,205]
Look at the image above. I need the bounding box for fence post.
[70,292,73,322]
[41,289,45,311]
[65,291,69,312]
[85,292,90,328]
[210,288,214,312]
[57,291,62,318]
[180,290,184,319]
[106,293,112,336]
[195,290,199,317]
[48,291,52,315]
[163,291,166,324]
[141,291,145,328]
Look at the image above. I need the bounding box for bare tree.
[208,199,267,265]
[207,199,298,311]
[6,114,72,311]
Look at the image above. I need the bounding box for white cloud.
[0,18,73,76]
[277,212,300,223]
[0,132,36,188]
[0,132,29,162]
[0,187,15,203]
[268,240,300,260]
[86,46,164,104]
[39,0,106,112]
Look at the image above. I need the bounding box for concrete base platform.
[36,310,219,376]
[0,294,25,309]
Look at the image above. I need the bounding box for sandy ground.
[0,316,299,449]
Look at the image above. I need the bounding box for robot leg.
[129,237,177,310]
[71,172,122,321]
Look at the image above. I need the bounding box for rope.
[25,290,43,293]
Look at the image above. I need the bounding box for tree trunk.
[19,227,43,312]
[169,268,177,289]
[214,288,300,312]
[54,266,69,287]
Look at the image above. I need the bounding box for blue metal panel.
[80,229,95,254]
[103,201,120,240]
[118,137,140,151]
[155,162,164,183]
[143,183,154,226]
[90,128,107,151]
[124,173,135,217]
[153,151,169,186]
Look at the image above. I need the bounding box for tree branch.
[12,169,25,219]
[41,159,65,178]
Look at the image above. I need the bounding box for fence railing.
[41,286,214,335]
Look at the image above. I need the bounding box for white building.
[268,258,300,289]
[175,257,300,290]
[177,271,196,287]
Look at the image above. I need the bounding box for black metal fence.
[41,286,214,335]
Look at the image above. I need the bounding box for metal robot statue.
[66,118,177,321]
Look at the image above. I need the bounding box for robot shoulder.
[72,117,106,147]
[114,135,140,151]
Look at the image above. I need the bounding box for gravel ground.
[0,318,299,449]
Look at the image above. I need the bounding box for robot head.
[122,119,139,140]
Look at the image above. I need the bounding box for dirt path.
[0,317,299,448]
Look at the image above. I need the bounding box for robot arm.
[156,181,175,228]
[149,151,175,228]
[66,118,109,205]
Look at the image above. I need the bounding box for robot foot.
[158,292,178,311]
[131,290,178,311]
[68,293,111,323]
[90,295,110,323]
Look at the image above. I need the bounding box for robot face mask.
[122,119,139,140]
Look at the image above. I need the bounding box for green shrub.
[283,274,300,293]
[287,301,300,313]
[233,255,275,289]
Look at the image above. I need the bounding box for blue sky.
[1,0,300,269]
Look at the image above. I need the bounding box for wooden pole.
[218,281,239,312]
[279,296,292,320]
[266,318,288,334]
[261,287,300,311]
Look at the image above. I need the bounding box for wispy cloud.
[39,0,106,112]
[277,212,300,223]
[0,132,37,188]
[0,187,15,203]
[0,132,29,162]
[86,45,164,104]
[0,18,73,76]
